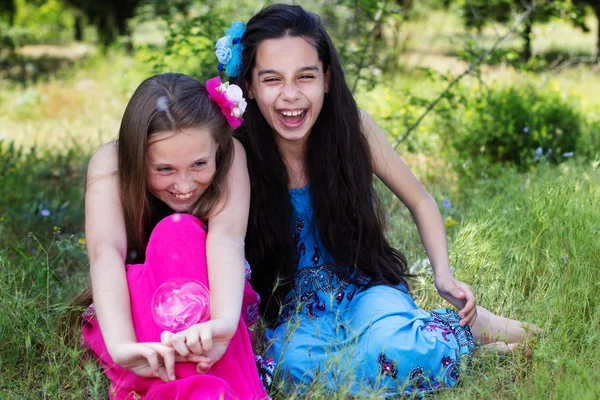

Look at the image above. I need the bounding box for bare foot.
[478,342,533,357]
[471,306,541,345]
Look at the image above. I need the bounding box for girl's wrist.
[433,266,453,280]
[211,316,238,338]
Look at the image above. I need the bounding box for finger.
[145,343,175,382]
[460,306,477,327]
[461,293,477,316]
[460,304,477,327]
[196,361,212,374]
[177,354,212,363]
[161,330,175,346]
[174,353,207,363]
[468,309,478,327]
[140,346,161,379]
[186,329,203,355]
[453,288,466,299]
[170,332,191,357]
[198,326,213,353]
[156,344,176,381]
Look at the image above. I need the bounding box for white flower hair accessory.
[206,76,247,129]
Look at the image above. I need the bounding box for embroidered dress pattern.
[265,186,474,397]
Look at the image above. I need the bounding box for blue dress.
[265,186,474,397]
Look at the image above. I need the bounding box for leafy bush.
[8,0,75,45]
[135,13,226,81]
[436,81,587,173]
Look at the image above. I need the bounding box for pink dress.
[81,214,269,400]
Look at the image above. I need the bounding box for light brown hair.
[118,72,233,263]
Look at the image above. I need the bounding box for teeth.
[281,110,304,117]
[173,192,193,200]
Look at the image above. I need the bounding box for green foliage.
[136,13,226,80]
[9,0,75,44]
[436,81,589,174]
[139,0,410,89]
[0,141,87,238]
[0,140,106,398]
[458,0,591,60]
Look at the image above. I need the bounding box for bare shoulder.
[232,137,247,164]
[358,108,386,143]
[358,108,391,153]
[88,141,118,178]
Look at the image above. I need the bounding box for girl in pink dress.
[80,72,269,399]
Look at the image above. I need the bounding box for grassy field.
[1,7,600,399]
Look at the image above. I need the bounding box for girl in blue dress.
[218,4,537,397]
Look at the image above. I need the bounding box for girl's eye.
[194,161,206,168]
[299,75,315,80]
[157,167,172,173]
[263,77,280,83]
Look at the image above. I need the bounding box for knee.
[150,214,206,242]
[145,214,208,262]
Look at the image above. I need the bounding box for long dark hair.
[118,72,234,263]
[234,4,409,323]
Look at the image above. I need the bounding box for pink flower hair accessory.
[206,76,247,129]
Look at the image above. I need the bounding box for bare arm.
[205,138,249,329]
[86,143,177,381]
[360,110,451,278]
[360,109,477,326]
[164,139,251,372]
[85,143,135,350]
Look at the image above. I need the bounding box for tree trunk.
[74,16,83,41]
[592,3,600,62]
[521,19,533,60]
[1,0,15,25]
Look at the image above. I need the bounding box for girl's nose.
[280,82,300,102]
[174,174,194,193]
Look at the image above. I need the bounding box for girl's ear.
[245,82,254,99]
[324,68,331,93]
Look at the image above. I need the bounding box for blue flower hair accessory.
[215,21,246,78]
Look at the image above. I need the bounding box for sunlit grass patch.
[0,51,151,153]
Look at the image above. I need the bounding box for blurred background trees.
[1,0,598,59]
[1,0,599,172]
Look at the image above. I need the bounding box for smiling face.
[249,35,330,150]
[146,126,217,213]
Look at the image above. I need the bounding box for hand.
[109,341,176,382]
[434,274,477,328]
[161,317,237,374]
[109,341,206,382]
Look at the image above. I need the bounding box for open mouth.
[277,109,307,126]
[170,190,195,201]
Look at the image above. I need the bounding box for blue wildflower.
[523,126,529,133]
[442,199,452,209]
[535,147,543,156]
[563,152,574,158]
[40,209,50,217]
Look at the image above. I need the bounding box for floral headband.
[206,76,247,129]
[215,21,246,78]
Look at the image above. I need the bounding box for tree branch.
[391,2,536,150]
[351,0,389,94]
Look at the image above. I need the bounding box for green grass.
[3,129,598,399]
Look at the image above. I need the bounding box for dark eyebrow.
[257,65,320,76]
